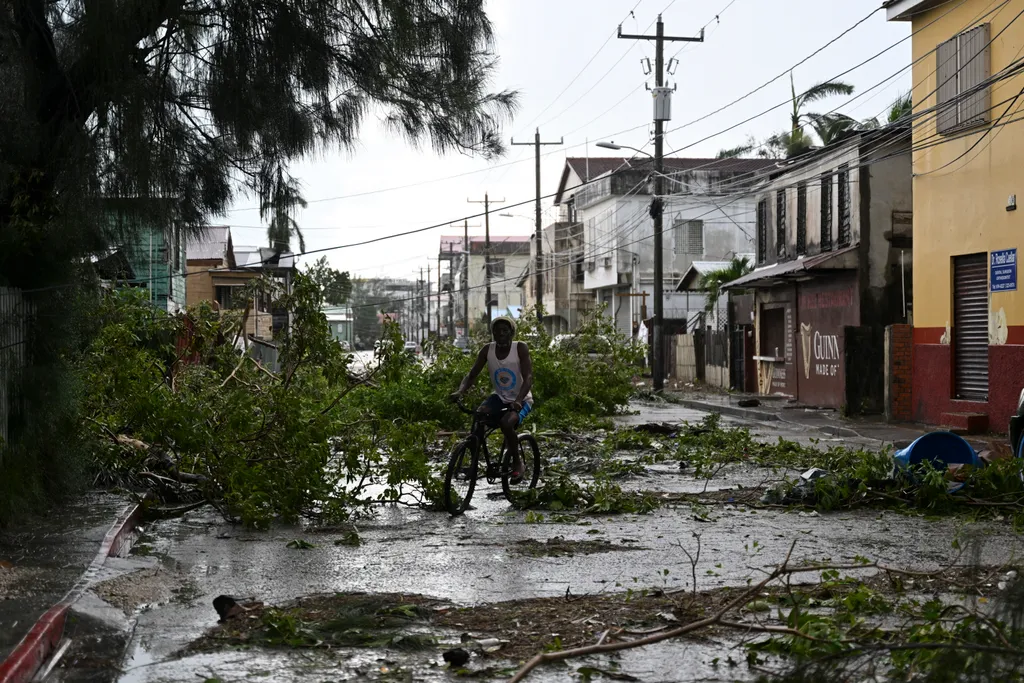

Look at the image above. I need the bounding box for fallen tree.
[79,273,643,527]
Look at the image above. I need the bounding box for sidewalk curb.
[675,398,780,422]
[0,499,145,683]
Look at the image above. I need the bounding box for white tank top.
[487,341,533,405]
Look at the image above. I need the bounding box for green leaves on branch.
[80,279,642,527]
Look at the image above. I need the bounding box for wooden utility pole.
[468,193,504,326]
[512,129,562,323]
[618,16,702,391]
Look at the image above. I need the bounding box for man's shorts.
[481,393,532,427]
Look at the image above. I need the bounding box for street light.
[595,141,651,158]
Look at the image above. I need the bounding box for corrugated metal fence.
[0,286,30,458]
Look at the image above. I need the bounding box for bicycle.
[442,398,542,515]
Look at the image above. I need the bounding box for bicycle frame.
[458,399,516,482]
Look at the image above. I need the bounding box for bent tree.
[0,0,516,520]
[0,0,517,285]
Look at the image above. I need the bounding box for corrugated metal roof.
[676,261,732,291]
[186,226,231,261]
[723,245,859,289]
[565,156,777,183]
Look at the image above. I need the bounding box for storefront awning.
[723,245,859,290]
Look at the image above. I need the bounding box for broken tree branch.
[507,542,798,683]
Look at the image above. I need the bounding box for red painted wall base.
[912,343,1024,434]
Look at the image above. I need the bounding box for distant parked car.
[454,337,470,354]
[403,341,419,356]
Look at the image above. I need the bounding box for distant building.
[185,226,296,340]
[725,131,913,412]
[324,305,354,349]
[553,156,775,338]
[516,221,593,334]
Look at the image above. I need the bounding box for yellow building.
[887,0,1024,432]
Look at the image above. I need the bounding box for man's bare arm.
[452,346,489,398]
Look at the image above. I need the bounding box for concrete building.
[516,221,593,334]
[887,0,1024,433]
[725,131,913,411]
[553,156,775,338]
[186,226,296,340]
[456,235,530,331]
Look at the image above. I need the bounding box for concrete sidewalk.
[0,491,135,680]
[669,392,932,449]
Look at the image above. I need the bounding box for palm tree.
[264,168,307,254]
[789,73,855,139]
[888,92,913,124]
[698,256,753,313]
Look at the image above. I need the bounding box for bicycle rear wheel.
[501,433,541,503]
[443,438,478,515]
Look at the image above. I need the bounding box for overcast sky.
[222,0,912,282]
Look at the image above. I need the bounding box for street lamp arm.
[595,141,653,159]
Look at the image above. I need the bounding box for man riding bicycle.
[450,316,533,483]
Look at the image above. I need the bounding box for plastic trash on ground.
[892,431,980,494]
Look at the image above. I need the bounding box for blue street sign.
[991,248,1017,292]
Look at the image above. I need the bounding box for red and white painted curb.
[0,500,145,683]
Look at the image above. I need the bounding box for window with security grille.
[776,189,787,259]
[838,165,851,247]
[757,199,768,264]
[796,182,807,255]
[674,219,704,255]
[486,257,505,278]
[820,176,833,252]
[937,24,990,135]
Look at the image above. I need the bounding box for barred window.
[838,165,851,248]
[796,183,807,256]
[673,219,704,255]
[820,176,833,252]
[757,199,768,264]
[776,189,787,259]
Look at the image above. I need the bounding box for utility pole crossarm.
[617,23,704,42]
[511,128,563,325]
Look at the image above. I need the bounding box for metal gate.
[731,325,747,391]
[953,254,989,401]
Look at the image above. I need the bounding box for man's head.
[491,316,515,345]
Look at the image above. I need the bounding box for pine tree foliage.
[0,0,518,284]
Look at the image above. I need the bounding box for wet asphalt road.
[48,403,1024,682]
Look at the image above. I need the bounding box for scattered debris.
[442,647,471,667]
[510,537,646,558]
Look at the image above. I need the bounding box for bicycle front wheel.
[443,438,479,515]
[502,433,542,503]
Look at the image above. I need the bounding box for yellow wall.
[910,1,1024,331]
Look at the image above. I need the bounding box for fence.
[0,286,30,458]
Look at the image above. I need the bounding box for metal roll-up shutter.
[953,253,989,401]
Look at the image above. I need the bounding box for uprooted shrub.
[79,275,643,527]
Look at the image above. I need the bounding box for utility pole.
[448,243,456,338]
[436,255,442,339]
[419,267,424,345]
[426,265,431,342]
[512,129,562,324]
[618,15,703,392]
[468,194,504,327]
